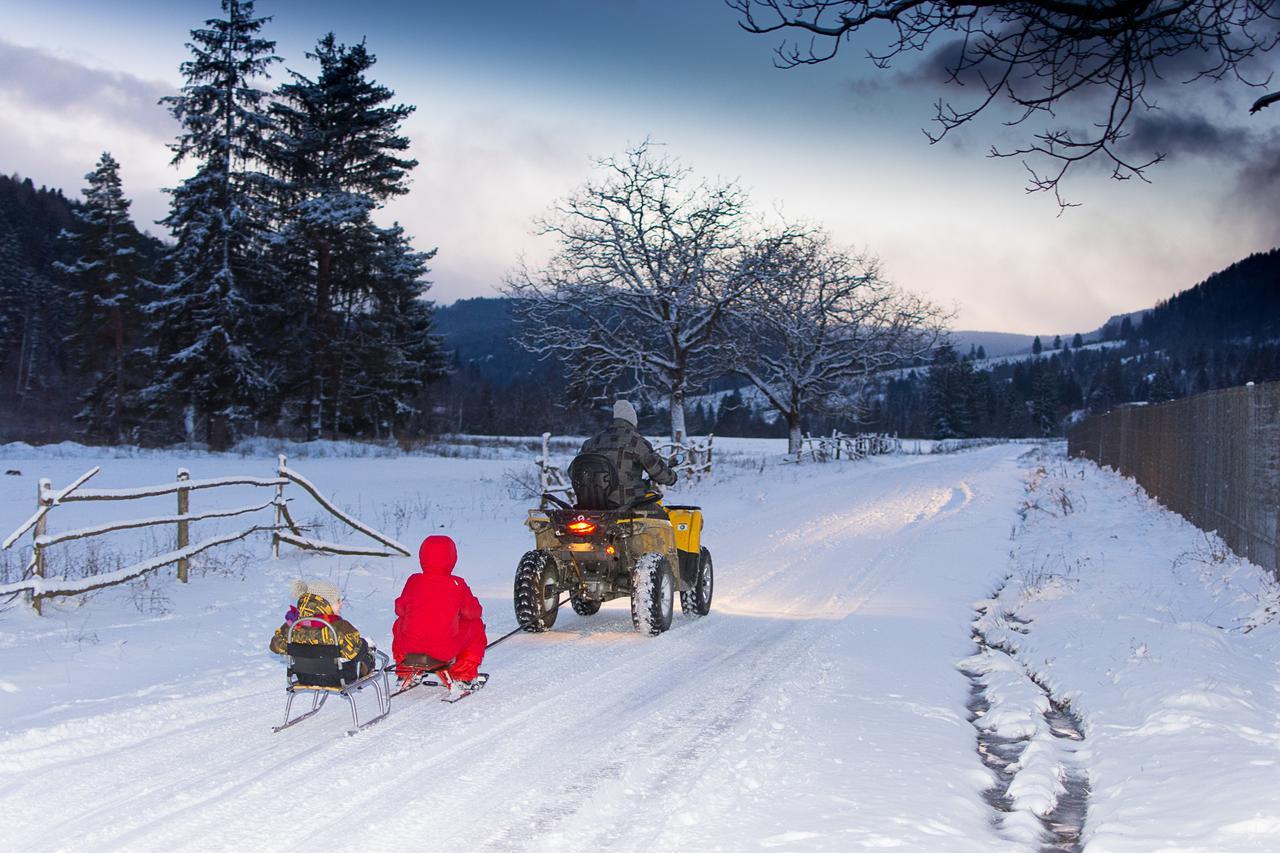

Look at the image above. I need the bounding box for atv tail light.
[605,545,617,555]
[566,519,597,536]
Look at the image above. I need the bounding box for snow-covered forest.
[1,3,444,449]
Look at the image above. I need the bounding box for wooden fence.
[785,431,902,464]
[0,454,409,614]
[1068,382,1280,574]
[535,431,715,501]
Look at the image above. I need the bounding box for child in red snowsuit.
[392,535,487,687]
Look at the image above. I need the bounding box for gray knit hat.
[291,578,342,605]
[613,399,638,426]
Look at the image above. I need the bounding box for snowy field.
[0,439,1278,851]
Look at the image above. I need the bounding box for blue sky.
[2,0,1277,333]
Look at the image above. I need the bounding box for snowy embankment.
[968,453,1280,851]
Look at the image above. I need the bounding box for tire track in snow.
[961,581,1090,851]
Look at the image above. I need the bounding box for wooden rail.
[1,455,408,613]
[536,430,716,502]
[784,431,902,464]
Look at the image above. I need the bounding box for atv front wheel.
[515,550,561,632]
[571,593,602,616]
[679,547,714,617]
[631,553,674,636]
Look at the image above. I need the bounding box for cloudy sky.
[2,0,1277,333]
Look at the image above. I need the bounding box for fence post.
[176,468,190,583]
[31,478,51,615]
[539,432,552,492]
[833,429,841,460]
[273,455,286,559]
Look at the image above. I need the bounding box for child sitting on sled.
[392,535,488,691]
[269,579,376,677]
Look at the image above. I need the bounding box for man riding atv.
[577,399,677,513]
[513,398,712,637]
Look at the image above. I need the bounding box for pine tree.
[976,344,986,360]
[0,223,24,356]
[1030,361,1061,435]
[55,153,144,442]
[925,345,975,438]
[1053,334,1062,350]
[1032,335,1043,355]
[144,0,281,449]
[1148,367,1177,402]
[330,224,445,437]
[267,33,422,439]
[0,220,59,404]
[1072,332,1084,348]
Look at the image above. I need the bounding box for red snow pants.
[446,618,487,681]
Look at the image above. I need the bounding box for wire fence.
[1068,382,1280,575]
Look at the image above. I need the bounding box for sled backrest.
[285,618,350,687]
[568,452,620,510]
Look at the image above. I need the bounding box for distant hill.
[950,331,1035,358]
[432,296,560,387]
[1140,249,1280,345]
[430,245,1280,439]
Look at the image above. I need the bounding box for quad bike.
[513,454,713,636]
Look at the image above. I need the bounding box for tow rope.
[386,595,572,696]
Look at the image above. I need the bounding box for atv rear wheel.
[571,593,602,616]
[631,553,674,636]
[515,550,561,632]
[679,547,714,617]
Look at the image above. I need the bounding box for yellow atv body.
[515,496,713,636]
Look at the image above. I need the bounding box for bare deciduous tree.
[729,229,947,454]
[730,0,1280,205]
[506,142,751,441]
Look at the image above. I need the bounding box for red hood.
[418,535,458,575]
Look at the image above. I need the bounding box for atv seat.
[273,618,391,735]
[568,452,620,511]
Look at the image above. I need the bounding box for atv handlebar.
[625,489,663,510]
[540,488,662,513]
[541,492,574,510]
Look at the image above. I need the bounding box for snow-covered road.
[0,445,1032,850]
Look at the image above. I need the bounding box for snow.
[0,439,1276,850]
[975,453,1280,851]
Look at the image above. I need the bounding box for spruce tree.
[267,33,425,438]
[330,224,445,437]
[925,345,975,438]
[144,0,280,449]
[55,153,144,442]
[1030,361,1060,435]
[1072,332,1084,348]
[1148,367,1177,402]
[0,220,57,404]
[0,223,23,356]
[1032,335,1043,355]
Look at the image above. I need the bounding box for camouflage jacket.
[579,418,677,507]
[269,592,365,661]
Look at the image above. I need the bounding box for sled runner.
[273,617,392,736]
[393,653,489,702]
